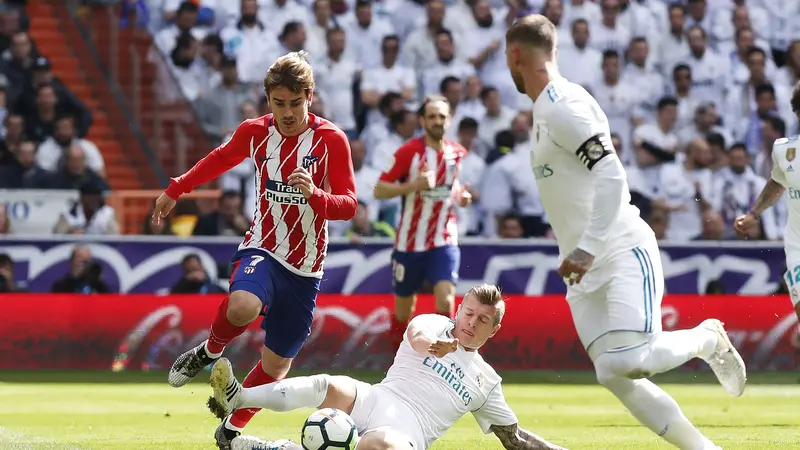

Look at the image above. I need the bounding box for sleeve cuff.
[306,186,326,211]
[577,234,603,258]
[164,178,185,200]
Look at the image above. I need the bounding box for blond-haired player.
[208,284,566,450]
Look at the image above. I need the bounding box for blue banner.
[0,237,786,295]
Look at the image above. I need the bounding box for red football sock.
[206,297,249,356]
[390,315,408,351]
[227,362,279,430]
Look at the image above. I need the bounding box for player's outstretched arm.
[735,142,788,237]
[304,129,357,220]
[490,424,568,450]
[163,121,253,200]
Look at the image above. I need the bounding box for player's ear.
[488,323,501,338]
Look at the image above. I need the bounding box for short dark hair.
[746,46,766,60]
[729,142,749,156]
[389,109,413,129]
[436,28,453,42]
[439,76,460,95]
[668,3,685,14]
[657,96,678,110]
[630,36,648,47]
[177,1,198,14]
[264,51,315,96]
[0,253,12,267]
[417,95,450,117]
[479,86,498,101]
[182,253,201,266]
[792,81,800,113]
[766,115,787,136]
[505,14,557,55]
[754,83,775,99]
[378,91,403,113]
[571,18,588,31]
[465,284,506,326]
[687,25,706,39]
[706,132,726,149]
[602,49,619,61]
[673,64,691,77]
[458,117,479,132]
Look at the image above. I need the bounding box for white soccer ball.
[301,408,359,450]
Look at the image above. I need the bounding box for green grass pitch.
[1,371,799,449]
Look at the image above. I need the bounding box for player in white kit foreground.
[504,15,746,450]
[207,284,568,450]
[734,82,800,324]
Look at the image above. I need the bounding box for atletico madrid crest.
[787,147,796,162]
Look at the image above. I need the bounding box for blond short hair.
[466,283,506,326]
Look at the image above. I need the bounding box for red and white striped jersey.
[165,113,357,278]
[379,137,466,252]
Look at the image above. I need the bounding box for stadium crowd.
[1,0,799,243]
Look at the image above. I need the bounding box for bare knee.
[227,290,262,325]
[432,281,455,314]
[394,296,416,322]
[319,375,357,414]
[260,346,293,379]
[358,431,413,450]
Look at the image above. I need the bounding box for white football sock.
[203,340,223,359]
[598,372,716,450]
[237,374,328,412]
[642,327,718,374]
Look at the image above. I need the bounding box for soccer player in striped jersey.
[151,51,357,450]
[374,95,473,351]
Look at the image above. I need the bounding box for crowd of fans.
[141,0,800,242]
[1,0,799,243]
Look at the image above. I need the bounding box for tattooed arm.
[751,179,786,216]
[490,424,568,450]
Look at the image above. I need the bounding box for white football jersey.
[379,315,517,448]
[530,77,654,263]
[770,136,800,251]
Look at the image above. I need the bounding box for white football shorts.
[349,380,427,450]
[565,236,664,356]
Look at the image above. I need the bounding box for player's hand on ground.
[412,171,435,191]
[734,213,759,238]
[288,167,315,198]
[428,338,459,358]
[152,193,177,225]
[557,248,595,285]
[458,185,472,207]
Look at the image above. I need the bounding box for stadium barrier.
[0,235,789,295]
[1,294,796,371]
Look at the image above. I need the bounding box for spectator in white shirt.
[686,25,731,106]
[345,0,395,69]
[305,0,336,58]
[670,64,701,130]
[419,29,476,97]
[455,118,486,236]
[195,34,224,95]
[360,92,405,153]
[562,0,601,29]
[161,31,207,102]
[154,1,208,55]
[706,132,729,173]
[315,27,360,135]
[278,21,307,54]
[36,114,105,177]
[715,5,771,58]
[370,109,416,170]
[590,50,637,156]
[558,18,603,90]
[677,101,734,151]
[441,76,465,141]
[775,40,800,92]
[712,142,777,239]
[753,115,786,180]
[458,75,487,122]
[195,57,257,141]
[623,37,666,123]
[220,0,279,85]
[684,0,712,32]
[617,0,658,42]
[728,28,777,88]
[360,35,417,124]
[258,0,309,33]
[653,137,715,241]
[590,0,632,55]
[656,4,690,78]
[477,86,516,149]
[633,97,680,190]
[400,0,448,72]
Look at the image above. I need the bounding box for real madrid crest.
[788,147,796,162]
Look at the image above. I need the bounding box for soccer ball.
[301,408,359,450]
